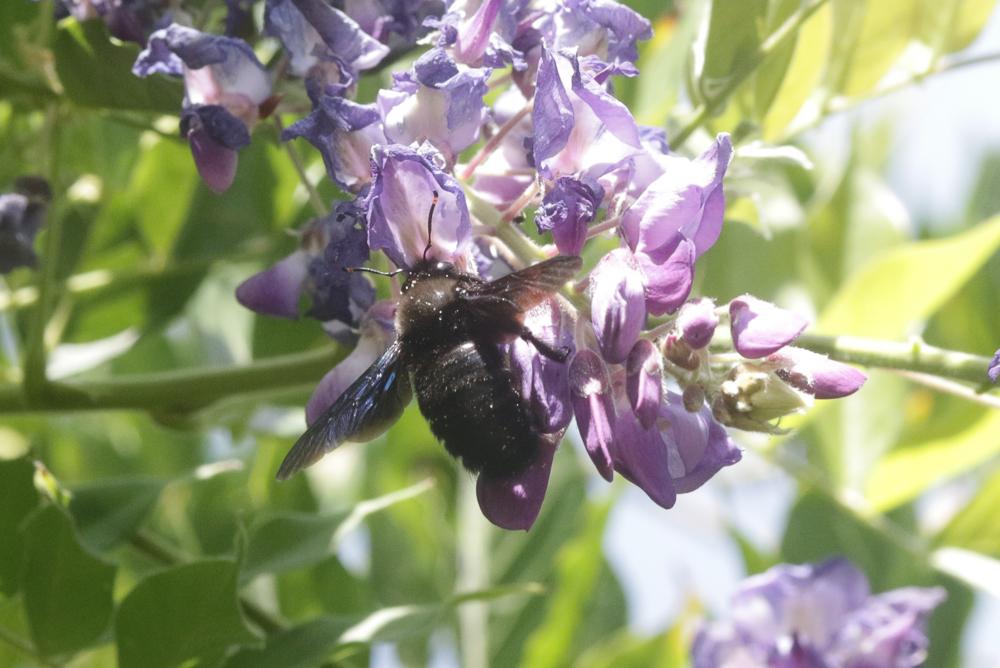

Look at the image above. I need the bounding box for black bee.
[276,193,581,481]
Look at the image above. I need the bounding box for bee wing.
[470,255,582,311]
[276,340,412,480]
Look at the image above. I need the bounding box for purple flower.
[613,390,741,508]
[266,0,389,84]
[989,349,1000,382]
[236,200,373,325]
[569,349,617,480]
[620,134,732,314]
[59,0,160,44]
[769,347,867,399]
[0,177,50,274]
[477,435,557,531]
[377,48,491,162]
[678,298,718,349]
[468,87,535,209]
[532,47,643,180]
[729,295,808,359]
[589,248,646,364]
[342,0,430,47]
[625,339,661,429]
[509,298,575,434]
[546,0,652,66]
[366,143,472,268]
[693,558,946,668]
[283,92,386,192]
[306,301,396,424]
[133,24,272,192]
[535,176,604,256]
[427,0,525,69]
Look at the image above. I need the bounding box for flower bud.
[989,349,1000,383]
[569,350,616,481]
[682,384,705,413]
[590,248,646,364]
[769,347,866,399]
[729,295,807,359]
[677,298,718,349]
[662,333,699,370]
[625,339,662,429]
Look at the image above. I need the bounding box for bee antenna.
[422,190,439,264]
[344,266,405,277]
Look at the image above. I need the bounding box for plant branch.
[795,333,993,387]
[671,0,830,148]
[0,345,343,413]
[273,115,328,218]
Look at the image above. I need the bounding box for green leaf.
[817,214,1000,337]
[939,0,997,53]
[52,19,182,113]
[935,465,1000,558]
[115,559,260,668]
[760,1,832,138]
[698,0,768,100]
[834,1,921,97]
[21,504,116,657]
[241,479,434,582]
[0,457,40,595]
[865,410,1000,512]
[224,617,354,668]
[129,137,199,261]
[69,477,165,552]
[519,499,617,668]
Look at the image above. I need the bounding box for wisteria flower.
[133,24,273,192]
[377,47,491,163]
[988,348,1000,383]
[693,558,946,668]
[366,143,472,268]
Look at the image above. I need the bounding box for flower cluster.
[0,177,51,274]
[130,0,867,530]
[693,558,946,668]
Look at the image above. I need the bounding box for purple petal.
[678,298,719,349]
[662,395,741,494]
[590,248,646,363]
[569,349,616,480]
[552,0,652,65]
[771,347,867,399]
[509,299,575,433]
[476,438,557,531]
[635,236,695,316]
[378,48,490,160]
[306,200,375,324]
[535,176,604,256]
[625,339,662,429]
[305,301,397,423]
[730,295,808,358]
[612,408,677,509]
[290,0,390,72]
[453,0,502,64]
[366,143,471,268]
[236,250,310,319]
[186,124,240,193]
[531,47,575,167]
[283,93,385,192]
[989,349,1000,382]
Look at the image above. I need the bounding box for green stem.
[128,529,287,635]
[23,105,63,402]
[0,345,343,413]
[0,625,60,668]
[273,115,328,218]
[456,474,489,668]
[671,0,830,148]
[794,333,993,386]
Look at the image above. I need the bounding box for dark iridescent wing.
[467,255,582,312]
[276,340,412,480]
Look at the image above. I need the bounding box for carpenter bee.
[276,193,581,481]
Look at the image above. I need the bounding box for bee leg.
[520,328,571,363]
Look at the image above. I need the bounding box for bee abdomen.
[412,341,538,477]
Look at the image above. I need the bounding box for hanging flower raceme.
[57,0,164,45]
[133,24,273,193]
[693,558,946,668]
[0,177,51,274]
[224,0,869,531]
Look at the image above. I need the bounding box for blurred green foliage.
[1,0,1000,667]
